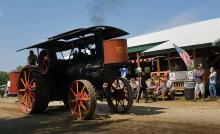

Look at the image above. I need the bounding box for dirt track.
[1,97,220,134]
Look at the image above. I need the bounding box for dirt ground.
[0,97,220,134]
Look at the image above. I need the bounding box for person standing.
[135,76,141,103]
[193,63,205,101]
[136,72,147,103]
[209,67,217,99]
[120,67,127,78]
[27,50,37,65]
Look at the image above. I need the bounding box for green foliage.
[16,65,23,72]
[0,71,8,86]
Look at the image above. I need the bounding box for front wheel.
[68,80,96,120]
[106,77,133,113]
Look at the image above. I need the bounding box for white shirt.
[209,71,217,84]
[166,80,174,91]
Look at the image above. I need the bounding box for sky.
[0,0,220,72]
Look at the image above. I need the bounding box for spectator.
[164,76,175,99]
[120,67,127,78]
[135,72,147,103]
[155,78,167,101]
[193,63,205,101]
[145,79,157,101]
[146,79,156,90]
[209,67,217,99]
[135,76,141,103]
[130,78,138,98]
[130,78,137,90]
[27,50,37,65]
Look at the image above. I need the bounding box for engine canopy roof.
[17,26,129,52]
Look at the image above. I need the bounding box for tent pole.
[156,57,160,72]
[168,53,171,70]
[136,53,140,67]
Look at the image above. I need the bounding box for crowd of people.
[126,63,218,103]
[129,72,175,103]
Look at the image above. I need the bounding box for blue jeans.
[209,83,216,97]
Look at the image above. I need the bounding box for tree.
[0,71,8,86]
[16,65,23,72]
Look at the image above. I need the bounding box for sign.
[169,71,193,81]
[169,72,176,81]
[187,71,194,80]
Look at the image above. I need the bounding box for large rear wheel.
[18,67,50,114]
[106,77,133,113]
[18,67,36,113]
[68,80,96,120]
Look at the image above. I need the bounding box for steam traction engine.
[17,26,133,119]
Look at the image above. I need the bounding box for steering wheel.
[37,50,49,74]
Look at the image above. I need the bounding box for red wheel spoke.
[27,94,32,108]
[73,104,77,112]
[29,92,35,102]
[22,101,32,109]
[24,71,28,84]
[21,93,27,104]
[29,96,35,105]
[21,78,26,88]
[76,82,79,93]
[25,93,31,108]
[78,106,82,119]
[28,69,30,83]
[30,79,34,85]
[21,91,29,107]
[22,97,30,108]
[70,88,77,97]
[80,86,86,94]
[81,103,88,112]
[81,97,91,101]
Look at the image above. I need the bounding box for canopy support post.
[168,53,171,71]
[156,57,160,72]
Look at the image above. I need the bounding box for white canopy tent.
[127,18,220,54]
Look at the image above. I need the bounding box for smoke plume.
[87,0,123,25]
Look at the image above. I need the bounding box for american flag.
[173,44,192,67]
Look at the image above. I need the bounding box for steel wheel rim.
[68,81,91,119]
[18,68,36,113]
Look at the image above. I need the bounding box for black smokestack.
[87,0,123,25]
